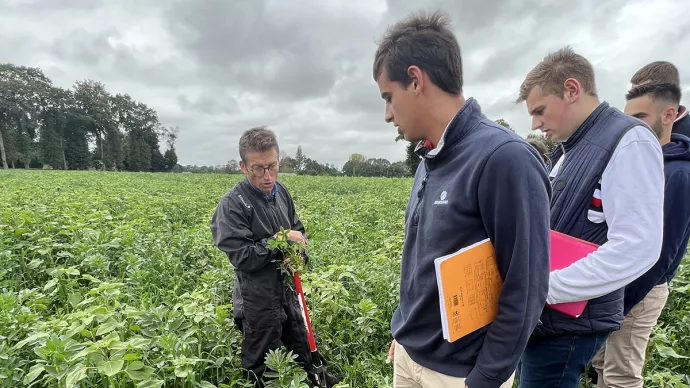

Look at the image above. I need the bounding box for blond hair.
[516,46,597,103]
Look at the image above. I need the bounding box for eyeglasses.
[248,163,279,177]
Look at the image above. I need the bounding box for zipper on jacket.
[411,160,430,226]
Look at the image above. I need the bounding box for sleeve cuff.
[465,367,507,388]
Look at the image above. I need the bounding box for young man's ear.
[662,106,678,126]
[407,65,423,94]
[563,78,582,102]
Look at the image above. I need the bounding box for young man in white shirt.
[514,47,665,388]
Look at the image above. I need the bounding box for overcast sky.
[2,0,689,168]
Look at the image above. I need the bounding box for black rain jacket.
[210,178,307,321]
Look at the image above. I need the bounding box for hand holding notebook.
[546,230,600,317]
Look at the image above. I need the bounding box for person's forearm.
[546,237,660,304]
[224,238,280,273]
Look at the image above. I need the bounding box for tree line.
[0,63,178,172]
[175,121,556,178]
[176,145,409,177]
[1,62,556,177]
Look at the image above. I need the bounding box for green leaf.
[23,364,45,384]
[128,361,145,371]
[97,360,124,377]
[174,365,192,378]
[27,259,43,269]
[125,336,151,349]
[67,348,95,363]
[655,344,689,359]
[169,316,185,331]
[126,365,155,381]
[66,323,85,338]
[44,365,59,378]
[15,332,47,349]
[123,353,140,361]
[136,379,165,388]
[64,364,88,387]
[68,293,83,309]
[198,382,217,388]
[66,267,80,276]
[81,274,102,283]
[43,279,57,291]
[96,317,119,336]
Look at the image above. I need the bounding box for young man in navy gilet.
[514,47,665,388]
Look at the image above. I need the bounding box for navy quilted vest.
[534,102,647,336]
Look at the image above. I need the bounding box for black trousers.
[235,285,314,384]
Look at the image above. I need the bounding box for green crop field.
[1,170,689,387]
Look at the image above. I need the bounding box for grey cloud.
[6,0,104,12]
[48,27,197,90]
[330,64,384,118]
[382,0,632,87]
[177,91,241,116]
[2,0,689,168]
[470,41,541,84]
[162,0,380,102]
[51,28,122,68]
[163,0,337,101]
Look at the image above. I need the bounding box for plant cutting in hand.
[269,227,308,285]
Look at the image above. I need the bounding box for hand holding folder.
[546,230,600,318]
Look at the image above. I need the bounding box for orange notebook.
[434,238,503,343]
[546,230,600,318]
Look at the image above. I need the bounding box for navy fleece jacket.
[391,98,551,388]
[624,133,690,315]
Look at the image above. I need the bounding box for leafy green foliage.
[2,170,687,387]
[263,349,310,388]
[0,170,409,386]
[267,227,307,284]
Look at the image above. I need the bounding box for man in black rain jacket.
[210,126,339,387]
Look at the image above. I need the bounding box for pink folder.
[546,230,600,318]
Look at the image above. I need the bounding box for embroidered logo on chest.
[434,190,449,205]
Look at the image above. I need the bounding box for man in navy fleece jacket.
[372,11,551,388]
